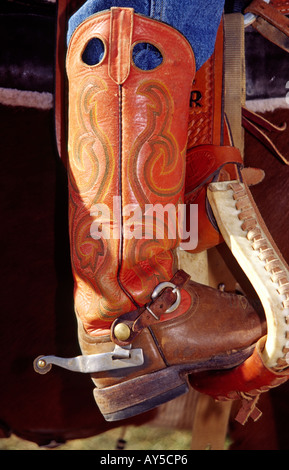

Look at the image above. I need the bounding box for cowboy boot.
[34,7,266,422]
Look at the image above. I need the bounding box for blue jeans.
[67,0,225,70]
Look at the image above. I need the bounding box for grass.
[0,425,193,451]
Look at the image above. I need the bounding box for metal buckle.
[33,344,144,375]
[151,281,181,314]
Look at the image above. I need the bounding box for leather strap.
[190,337,289,424]
[242,106,289,165]
[245,0,289,35]
[185,144,243,202]
[111,270,190,346]
[245,0,289,52]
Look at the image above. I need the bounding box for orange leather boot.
[34,8,266,421]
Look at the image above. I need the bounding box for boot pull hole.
[82,37,105,66]
[132,43,163,70]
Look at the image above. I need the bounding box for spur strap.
[111,270,190,346]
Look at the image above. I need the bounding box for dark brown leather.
[78,279,266,392]
[245,0,289,52]
[111,270,191,346]
[242,107,289,165]
[55,0,85,167]
[245,0,289,36]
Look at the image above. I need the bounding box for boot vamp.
[78,280,266,389]
[150,280,267,365]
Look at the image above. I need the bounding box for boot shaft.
[66,8,195,331]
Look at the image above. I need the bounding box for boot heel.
[93,366,189,421]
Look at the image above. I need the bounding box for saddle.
[1,1,287,448]
[36,0,289,428]
[188,0,289,423]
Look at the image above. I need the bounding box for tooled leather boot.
[34,7,266,421]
